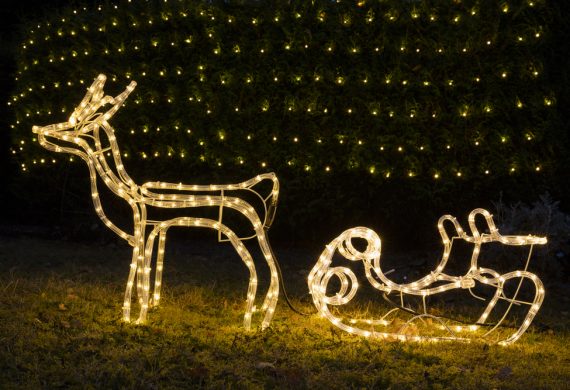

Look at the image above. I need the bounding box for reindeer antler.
[69,74,137,127]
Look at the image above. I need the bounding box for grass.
[1,234,569,389]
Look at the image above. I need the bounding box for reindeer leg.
[221,225,258,330]
[134,214,147,305]
[122,245,140,322]
[256,229,279,330]
[151,228,168,308]
[136,227,160,324]
[123,218,146,322]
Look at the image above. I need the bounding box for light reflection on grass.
[0,236,568,389]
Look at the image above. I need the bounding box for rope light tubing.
[33,74,281,330]
[308,209,546,345]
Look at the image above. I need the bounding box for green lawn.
[1,235,569,389]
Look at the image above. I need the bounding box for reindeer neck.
[90,122,139,192]
[79,124,140,245]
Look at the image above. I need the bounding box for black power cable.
[265,232,314,316]
[265,238,532,331]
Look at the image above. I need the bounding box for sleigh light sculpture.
[32,74,281,330]
[308,209,546,345]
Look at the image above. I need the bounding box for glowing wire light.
[32,74,280,329]
[308,209,546,345]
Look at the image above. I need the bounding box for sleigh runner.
[308,209,546,345]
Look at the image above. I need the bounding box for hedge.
[7,0,565,245]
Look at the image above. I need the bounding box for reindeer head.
[32,74,137,158]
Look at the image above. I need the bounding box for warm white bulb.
[33,74,282,330]
[308,209,546,344]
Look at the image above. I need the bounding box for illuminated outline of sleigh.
[32,75,280,330]
[308,209,546,345]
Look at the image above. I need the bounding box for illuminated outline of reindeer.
[33,74,280,329]
[308,209,546,345]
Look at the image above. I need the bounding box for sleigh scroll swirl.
[308,209,546,345]
[33,74,280,329]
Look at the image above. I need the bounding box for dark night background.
[0,4,569,388]
[1,0,569,248]
[0,1,82,224]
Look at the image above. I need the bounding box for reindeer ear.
[80,75,107,109]
[70,74,109,124]
[468,208,498,239]
[92,79,106,103]
[102,80,137,121]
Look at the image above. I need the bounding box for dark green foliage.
[490,193,570,277]
[6,0,567,243]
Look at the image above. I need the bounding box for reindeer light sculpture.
[33,74,280,330]
[308,209,546,345]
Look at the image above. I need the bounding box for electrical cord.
[265,233,314,316]
[265,239,530,330]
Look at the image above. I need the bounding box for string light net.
[308,209,546,345]
[32,74,280,329]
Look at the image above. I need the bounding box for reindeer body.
[33,75,280,329]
